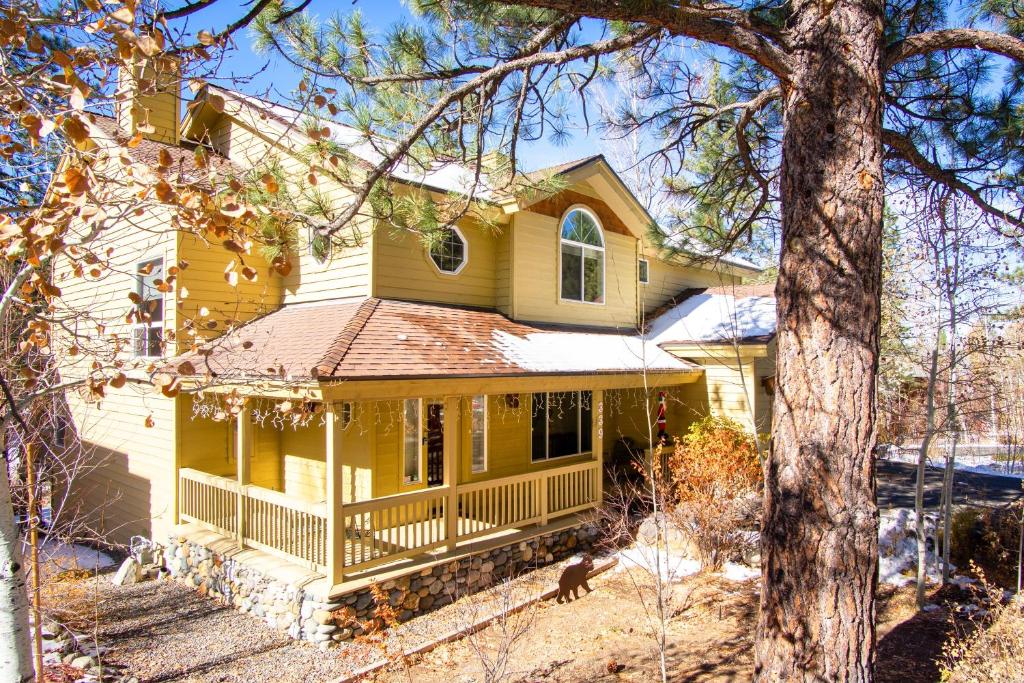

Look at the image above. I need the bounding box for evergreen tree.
[244,2,1024,679]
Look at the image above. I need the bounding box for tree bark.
[916,348,939,608]
[756,1,884,681]
[1,443,35,683]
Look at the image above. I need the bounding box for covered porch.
[174,376,700,594]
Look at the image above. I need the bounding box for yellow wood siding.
[281,422,327,502]
[204,115,373,305]
[640,258,741,318]
[175,233,284,349]
[604,385,710,448]
[66,387,177,546]
[495,227,513,315]
[511,210,638,329]
[702,361,761,433]
[372,220,497,308]
[53,197,181,547]
[337,402,373,503]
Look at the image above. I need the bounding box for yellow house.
[52,68,775,635]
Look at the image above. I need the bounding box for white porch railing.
[178,468,328,571]
[178,459,602,579]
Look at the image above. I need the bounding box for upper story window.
[133,258,164,357]
[560,207,604,304]
[638,258,650,285]
[308,226,331,264]
[429,227,467,274]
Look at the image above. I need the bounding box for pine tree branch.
[882,128,1024,232]
[885,29,1024,69]
[493,0,791,78]
[322,24,661,237]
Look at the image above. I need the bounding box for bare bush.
[941,567,1024,682]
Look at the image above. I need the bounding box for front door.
[425,402,444,487]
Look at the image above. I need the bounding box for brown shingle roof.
[174,297,698,382]
[90,114,234,187]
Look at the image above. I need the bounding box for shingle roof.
[648,284,777,346]
[173,297,699,382]
[90,114,234,187]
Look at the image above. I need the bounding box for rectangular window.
[531,391,593,461]
[638,258,649,284]
[403,398,421,483]
[471,395,487,473]
[560,244,582,300]
[133,258,164,357]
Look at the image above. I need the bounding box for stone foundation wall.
[164,523,598,648]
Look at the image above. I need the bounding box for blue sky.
[183,0,604,170]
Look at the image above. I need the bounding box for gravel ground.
[46,574,376,683]
[45,552,595,683]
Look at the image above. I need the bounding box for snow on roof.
[217,88,499,201]
[492,329,695,374]
[648,286,776,345]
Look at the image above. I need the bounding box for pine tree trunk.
[1,450,35,683]
[755,1,884,680]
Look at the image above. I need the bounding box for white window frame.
[308,226,332,264]
[638,258,650,285]
[428,225,469,275]
[402,398,423,485]
[132,257,164,358]
[558,206,606,305]
[531,390,592,462]
[470,395,488,474]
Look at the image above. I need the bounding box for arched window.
[560,207,604,303]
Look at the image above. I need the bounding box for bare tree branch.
[490,0,792,78]
[323,23,661,236]
[885,29,1024,69]
[882,128,1024,231]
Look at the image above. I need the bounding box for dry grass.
[943,596,1024,683]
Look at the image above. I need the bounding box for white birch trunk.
[0,457,34,683]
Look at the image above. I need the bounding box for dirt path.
[43,555,959,683]
[373,567,958,683]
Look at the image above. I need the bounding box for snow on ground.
[34,539,116,573]
[886,449,1024,479]
[878,508,950,586]
[722,562,760,582]
[614,542,701,583]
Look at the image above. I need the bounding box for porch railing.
[178,468,328,572]
[178,459,601,579]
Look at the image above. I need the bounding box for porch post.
[592,389,604,505]
[325,403,344,585]
[443,395,460,551]
[235,400,252,549]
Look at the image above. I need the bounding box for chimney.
[116,55,181,145]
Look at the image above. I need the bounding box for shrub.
[666,416,763,570]
[949,507,1022,589]
[941,567,1024,682]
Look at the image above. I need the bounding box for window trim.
[402,398,423,485]
[557,206,606,306]
[428,225,469,276]
[339,402,354,430]
[531,390,593,463]
[470,395,488,474]
[638,258,650,285]
[132,257,164,358]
